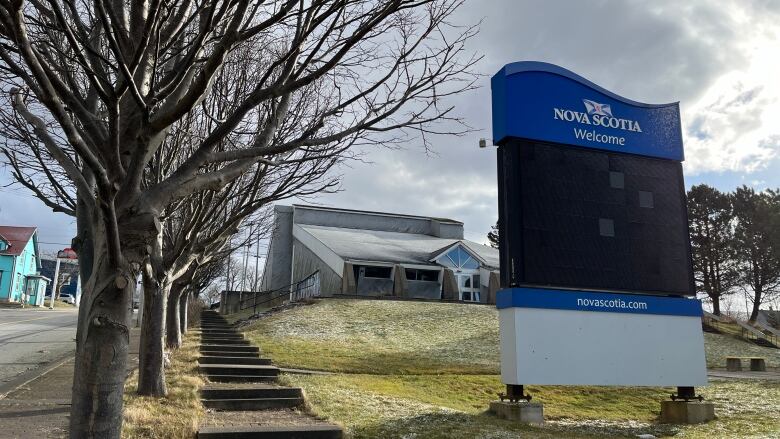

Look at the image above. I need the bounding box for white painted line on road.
[0,315,56,326]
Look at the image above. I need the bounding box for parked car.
[59,293,76,305]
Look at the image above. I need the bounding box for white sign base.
[499,307,708,387]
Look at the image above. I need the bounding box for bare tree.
[0,1,477,435]
[178,253,231,335]
[136,115,340,396]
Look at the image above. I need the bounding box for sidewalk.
[0,328,141,439]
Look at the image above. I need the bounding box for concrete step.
[196,331,241,337]
[197,425,343,438]
[201,338,251,345]
[201,335,246,340]
[199,364,279,377]
[200,345,259,353]
[202,397,304,411]
[200,351,260,358]
[200,333,243,338]
[204,374,279,383]
[199,356,272,365]
[201,386,302,400]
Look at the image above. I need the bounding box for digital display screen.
[497,140,694,296]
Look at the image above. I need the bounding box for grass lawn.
[244,300,499,374]
[122,331,205,438]
[243,299,780,438]
[283,374,780,439]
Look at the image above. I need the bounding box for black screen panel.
[498,140,694,296]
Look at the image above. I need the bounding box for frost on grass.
[703,332,780,368]
[246,300,500,373]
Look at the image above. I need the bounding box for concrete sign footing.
[660,400,715,424]
[489,401,544,425]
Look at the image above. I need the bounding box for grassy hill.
[242,299,780,372]
[241,299,780,439]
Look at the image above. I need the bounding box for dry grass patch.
[122,331,205,438]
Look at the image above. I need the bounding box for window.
[639,191,654,208]
[405,269,439,282]
[609,171,624,189]
[360,265,392,279]
[25,278,36,296]
[439,245,480,270]
[599,218,615,237]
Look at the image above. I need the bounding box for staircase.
[751,337,779,349]
[197,310,342,438]
[701,321,721,334]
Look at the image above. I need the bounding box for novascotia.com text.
[576,297,648,310]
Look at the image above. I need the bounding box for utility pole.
[254,230,260,291]
[48,258,61,309]
[241,226,251,291]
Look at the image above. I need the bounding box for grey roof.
[299,224,499,269]
[460,241,500,269]
[292,204,462,225]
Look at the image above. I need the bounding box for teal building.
[0,226,49,306]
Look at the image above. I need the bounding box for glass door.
[457,273,480,302]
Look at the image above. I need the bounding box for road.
[0,308,78,392]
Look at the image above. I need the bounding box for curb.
[0,351,75,400]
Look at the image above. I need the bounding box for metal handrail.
[735,320,778,347]
[228,270,322,314]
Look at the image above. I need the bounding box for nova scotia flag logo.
[583,99,613,117]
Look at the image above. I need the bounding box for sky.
[2,0,780,259]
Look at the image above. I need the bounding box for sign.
[492,61,705,389]
[496,287,702,317]
[498,288,707,387]
[492,61,683,160]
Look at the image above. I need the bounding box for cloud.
[315,0,780,240]
[4,0,780,253]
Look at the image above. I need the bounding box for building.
[40,258,81,302]
[260,205,500,303]
[0,226,49,306]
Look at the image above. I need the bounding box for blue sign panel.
[492,62,684,161]
[496,287,702,317]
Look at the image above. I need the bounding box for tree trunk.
[165,284,184,349]
[69,231,133,438]
[137,268,168,396]
[749,288,762,322]
[711,295,721,316]
[179,291,189,335]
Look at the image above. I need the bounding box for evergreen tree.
[732,186,780,322]
[488,221,499,249]
[687,184,739,315]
